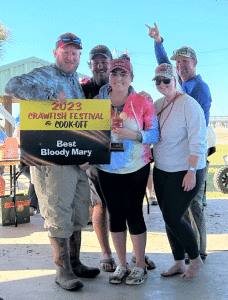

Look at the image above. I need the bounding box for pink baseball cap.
[109,57,131,74]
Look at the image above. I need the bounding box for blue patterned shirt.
[5,64,85,100]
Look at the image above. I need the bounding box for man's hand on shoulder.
[138,91,153,102]
[146,22,162,43]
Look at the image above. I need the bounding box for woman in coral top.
[96,55,159,285]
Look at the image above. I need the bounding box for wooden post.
[2,95,13,137]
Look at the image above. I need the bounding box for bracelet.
[188,166,197,172]
[156,37,164,43]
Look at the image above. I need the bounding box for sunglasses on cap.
[173,47,195,56]
[56,35,82,48]
[155,78,171,85]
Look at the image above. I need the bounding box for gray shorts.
[31,165,90,238]
[86,166,106,208]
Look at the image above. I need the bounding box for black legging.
[153,166,206,260]
[97,164,150,235]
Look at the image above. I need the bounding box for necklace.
[158,92,182,142]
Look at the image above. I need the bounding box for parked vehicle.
[213,155,228,194]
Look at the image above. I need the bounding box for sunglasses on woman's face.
[155,78,171,85]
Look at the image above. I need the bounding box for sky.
[1,0,228,118]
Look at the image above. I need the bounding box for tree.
[0,22,11,58]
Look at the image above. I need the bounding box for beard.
[55,57,79,75]
[93,71,109,87]
[94,77,109,87]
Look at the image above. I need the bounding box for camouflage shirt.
[5,64,85,100]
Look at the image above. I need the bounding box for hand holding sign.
[79,162,90,170]
[55,91,67,105]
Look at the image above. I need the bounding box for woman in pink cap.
[95,55,159,285]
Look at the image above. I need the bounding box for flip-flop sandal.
[200,253,207,261]
[145,255,156,270]
[131,255,156,270]
[161,270,184,277]
[100,258,116,272]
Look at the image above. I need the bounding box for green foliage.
[0,22,11,58]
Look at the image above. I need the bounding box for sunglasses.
[155,78,171,85]
[173,47,195,57]
[56,35,82,48]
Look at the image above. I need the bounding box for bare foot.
[161,260,186,277]
[181,256,203,279]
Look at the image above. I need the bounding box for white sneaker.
[109,265,130,284]
[125,266,147,285]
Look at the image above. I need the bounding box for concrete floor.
[0,199,228,300]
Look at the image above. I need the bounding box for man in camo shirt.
[5,33,100,291]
